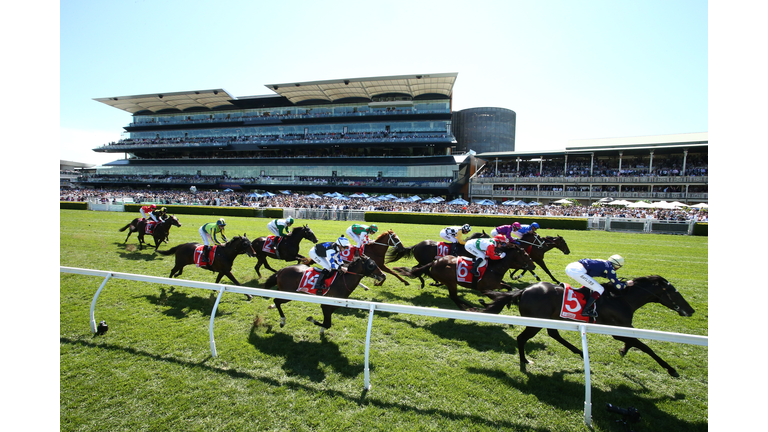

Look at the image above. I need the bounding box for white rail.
[60,266,708,427]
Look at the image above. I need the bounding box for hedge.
[59,201,88,210]
[123,204,283,219]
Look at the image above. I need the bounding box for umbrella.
[262,192,276,197]
[597,197,614,203]
[394,198,410,203]
[628,201,655,208]
[652,201,681,209]
[421,197,442,204]
[280,190,291,195]
[446,198,469,205]
[552,198,573,204]
[247,193,261,198]
[607,199,633,206]
[223,188,234,192]
[474,199,496,205]
[305,193,322,199]
[408,195,422,202]
[690,202,708,208]
[527,201,542,206]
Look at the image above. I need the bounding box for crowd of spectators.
[60,187,708,222]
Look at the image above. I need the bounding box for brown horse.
[119,214,179,250]
[508,233,570,284]
[157,235,256,300]
[394,243,536,310]
[263,255,386,333]
[251,225,319,278]
[477,275,695,376]
[385,231,490,288]
[350,230,408,286]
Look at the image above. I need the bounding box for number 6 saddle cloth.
[455,257,488,283]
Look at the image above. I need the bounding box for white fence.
[60,266,708,427]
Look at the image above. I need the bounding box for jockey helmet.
[512,222,522,229]
[608,255,624,269]
[494,235,507,244]
[160,207,167,212]
[286,216,294,225]
[217,218,226,227]
[461,224,471,233]
[531,222,540,230]
[336,236,350,248]
[150,204,157,210]
[368,224,378,233]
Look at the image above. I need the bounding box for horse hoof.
[245,294,252,301]
[668,368,680,377]
[268,304,275,310]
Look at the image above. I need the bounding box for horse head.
[168,215,181,228]
[375,230,404,252]
[628,275,695,317]
[299,225,319,243]
[551,235,570,254]
[228,235,256,257]
[351,255,386,284]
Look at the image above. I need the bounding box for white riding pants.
[199,226,212,246]
[464,241,487,267]
[565,262,605,294]
[439,229,458,243]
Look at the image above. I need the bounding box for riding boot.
[314,270,329,295]
[200,245,210,265]
[581,291,600,317]
[450,243,458,256]
[470,258,481,276]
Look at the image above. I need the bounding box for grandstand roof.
[93,89,238,114]
[265,73,458,104]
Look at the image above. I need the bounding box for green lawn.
[60,210,708,431]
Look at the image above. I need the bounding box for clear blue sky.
[58,0,709,165]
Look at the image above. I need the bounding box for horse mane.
[374,230,395,242]
[602,275,667,296]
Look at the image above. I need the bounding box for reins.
[626,280,682,313]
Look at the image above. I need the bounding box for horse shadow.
[140,287,233,319]
[247,324,364,382]
[467,366,706,431]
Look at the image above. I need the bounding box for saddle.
[558,283,594,323]
[297,267,338,294]
[436,242,451,258]
[263,235,281,256]
[456,256,487,283]
[194,245,217,267]
[144,221,158,234]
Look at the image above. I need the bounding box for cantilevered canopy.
[94,89,237,114]
[265,73,458,104]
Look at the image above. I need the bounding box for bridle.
[369,231,402,249]
[631,279,684,313]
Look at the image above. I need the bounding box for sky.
[57,0,711,166]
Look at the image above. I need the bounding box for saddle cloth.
[262,235,280,253]
[456,256,487,283]
[194,245,217,267]
[144,221,158,234]
[436,242,451,258]
[340,245,363,263]
[297,267,338,294]
[559,283,592,323]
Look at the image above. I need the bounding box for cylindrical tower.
[452,107,516,153]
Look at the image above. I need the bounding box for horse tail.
[118,223,132,232]
[479,290,523,314]
[264,273,278,289]
[156,246,180,256]
[385,245,413,263]
[405,261,432,278]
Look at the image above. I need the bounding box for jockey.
[198,218,228,265]
[518,222,540,236]
[308,236,350,295]
[439,224,472,255]
[464,235,508,277]
[267,217,294,238]
[491,223,522,244]
[140,204,158,222]
[346,223,378,248]
[564,255,634,317]
[152,206,167,222]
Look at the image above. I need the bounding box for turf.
[60,210,708,431]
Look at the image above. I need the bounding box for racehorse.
[385,231,490,288]
[263,255,386,333]
[477,275,695,376]
[348,229,407,286]
[251,225,319,278]
[137,215,182,251]
[157,235,257,300]
[508,233,570,284]
[393,242,536,311]
[119,214,177,248]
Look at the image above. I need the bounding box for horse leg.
[546,328,584,357]
[613,335,679,377]
[534,258,556,283]
[516,326,543,372]
[447,283,477,311]
[271,299,290,328]
[217,271,252,300]
[307,304,338,334]
[509,269,521,280]
[124,229,134,244]
[169,264,183,278]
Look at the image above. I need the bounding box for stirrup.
[581,306,597,318]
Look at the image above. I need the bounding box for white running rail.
[60,266,708,427]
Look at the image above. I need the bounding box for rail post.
[89,273,113,333]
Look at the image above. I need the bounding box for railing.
[474,175,708,184]
[60,266,708,428]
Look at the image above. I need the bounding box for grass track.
[60,210,707,431]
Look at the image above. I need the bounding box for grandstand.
[79,73,706,205]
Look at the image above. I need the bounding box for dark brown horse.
[349,229,407,286]
[477,275,695,376]
[394,243,536,310]
[119,214,180,250]
[157,235,256,300]
[263,255,386,333]
[385,231,489,288]
[508,233,570,284]
[251,225,319,278]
